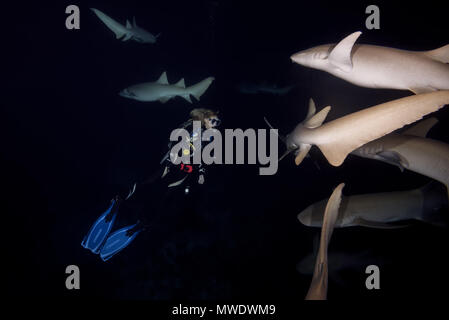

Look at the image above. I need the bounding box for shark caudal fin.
[188,77,215,101]
[305,183,344,300]
[295,99,331,166]
[316,91,449,167]
[91,8,129,40]
[424,44,449,63]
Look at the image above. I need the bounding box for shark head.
[291,31,363,73]
[291,45,333,70]
[283,99,331,165]
[119,87,138,100]
[297,202,328,227]
[129,17,159,43]
[132,29,158,43]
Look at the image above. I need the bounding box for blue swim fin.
[99,222,142,261]
[81,197,120,254]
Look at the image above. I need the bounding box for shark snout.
[290,52,305,64]
[297,206,313,226]
[119,88,134,98]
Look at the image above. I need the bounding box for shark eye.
[313,52,328,60]
[126,90,136,97]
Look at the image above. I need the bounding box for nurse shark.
[352,117,449,200]
[91,8,160,43]
[291,31,449,94]
[298,182,448,229]
[277,91,449,168]
[119,71,215,103]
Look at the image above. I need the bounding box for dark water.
[3,0,449,305]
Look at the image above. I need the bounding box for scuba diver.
[81,108,221,261]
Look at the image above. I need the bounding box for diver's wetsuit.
[82,120,213,261]
[123,120,208,223]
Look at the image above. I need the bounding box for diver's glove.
[198,167,206,184]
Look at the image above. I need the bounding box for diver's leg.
[99,220,145,261]
[81,196,121,254]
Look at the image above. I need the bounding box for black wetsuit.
[117,121,210,233]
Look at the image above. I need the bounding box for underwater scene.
[3,0,449,311]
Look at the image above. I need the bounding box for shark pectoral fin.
[182,94,193,103]
[317,142,351,167]
[328,31,362,72]
[402,117,438,137]
[409,86,437,94]
[354,218,411,229]
[376,151,409,171]
[159,97,170,103]
[121,33,133,41]
[157,71,169,84]
[295,144,311,165]
[126,19,132,29]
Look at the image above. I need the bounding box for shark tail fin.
[424,44,449,63]
[417,182,449,228]
[306,183,344,300]
[188,77,215,101]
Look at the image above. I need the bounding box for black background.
[2,0,449,306]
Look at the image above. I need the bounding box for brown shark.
[305,183,344,300]
[282,91,449,167]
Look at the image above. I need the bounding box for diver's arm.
[198,166,205,184]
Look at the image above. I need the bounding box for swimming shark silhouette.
[91,8,160,43]
[275,91,449,167]
[237,81,296,95]
[298,182,448,229]
[291,31,449,94]
[352,117,449,200]
[297,235,384,288]
[119,71,215,103]
[305,183,344,300]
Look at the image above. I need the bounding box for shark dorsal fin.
[133,16,137,27]
[328,31,362,72]
[306,98,317,121]
[126,19,132,29]
[157,71,169,85]
[425,44,449,63]
[304,106,331,129]
[402,117,438,137]
[175,78,186,88]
